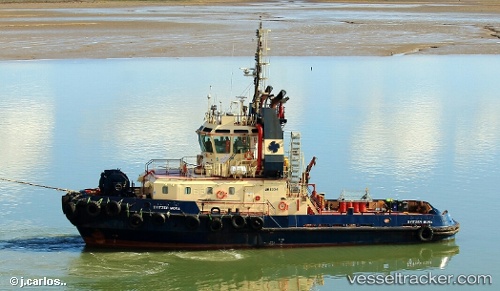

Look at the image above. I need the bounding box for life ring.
[129,213,144,228]
[245,150,254,160]
[249,216,264,231]
[152,213,166,225]
[216,190,227,199]
[231,215,246,229]
[105,200,121,217]
[86,201,101,217]
[209,217,223,232]
[185,215,200,230]
[418,226,434,242]
[278,201,288,211]
[255,195,261,201]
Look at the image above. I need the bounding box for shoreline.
[2,0,500,8]
[1,0,499,59]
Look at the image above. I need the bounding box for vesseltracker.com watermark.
[347,272,492,286]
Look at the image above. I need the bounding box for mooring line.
[0,177,76,192]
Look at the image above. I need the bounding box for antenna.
[207,85,212,114]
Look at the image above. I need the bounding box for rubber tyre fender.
[249,216,264,231]
[418,226,434,242]
[209,217,223,232]
[152,213,166,225]
[129,213,144,228]
[105,200,121,217]
[64,201,77,219]
[86,201,101,217]
[231,215,246,229]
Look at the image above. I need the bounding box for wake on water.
[0,235,84,252]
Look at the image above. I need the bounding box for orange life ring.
[216,190,227,199]
[245,150,254,160]
[278,201,288,211]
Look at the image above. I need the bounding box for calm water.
[0,56,498,290]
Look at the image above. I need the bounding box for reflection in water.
[455,100,500,172]
[0,64,55,217]
[0,95,54,178]
[351,95,441,180]
[67,242,458,290]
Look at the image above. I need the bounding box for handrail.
[145,157,199,172]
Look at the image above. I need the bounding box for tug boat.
[62,23,459,249]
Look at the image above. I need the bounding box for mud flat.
[1,0,499,59]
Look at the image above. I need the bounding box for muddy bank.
[1,0,499,59]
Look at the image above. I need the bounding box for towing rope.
[0,177,76,193]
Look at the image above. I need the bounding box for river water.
[0,56,498,290]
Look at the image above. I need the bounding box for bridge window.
[206,187,213,195]
[185,187,191,195]
[198,134,213,153]
[229,187,235,195]
[233,136,250,154]
[162,185,168,194]
[214,136,231,154]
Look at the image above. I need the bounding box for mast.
[251,22,270,117]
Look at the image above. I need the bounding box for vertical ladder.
[289,132,302,193]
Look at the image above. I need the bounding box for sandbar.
[1,0,499,59]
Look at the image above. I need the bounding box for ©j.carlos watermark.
[347,272,493,286]
[10,277,66,288]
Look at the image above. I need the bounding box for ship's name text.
[406,220,433,224]
[153,205,180,211]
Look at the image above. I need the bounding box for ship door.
[244,186,255,203]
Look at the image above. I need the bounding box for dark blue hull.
[76,224,459,250]
[63,194,459,249]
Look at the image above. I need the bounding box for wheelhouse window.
[206,187,213,195]
[185,187,191,195]
[162,185,168,194]
[213,136,231,154]
[229,187,235,195]
[198,134,213,153]
[233,136,250,154]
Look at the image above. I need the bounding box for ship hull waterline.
[76,222,459,250]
